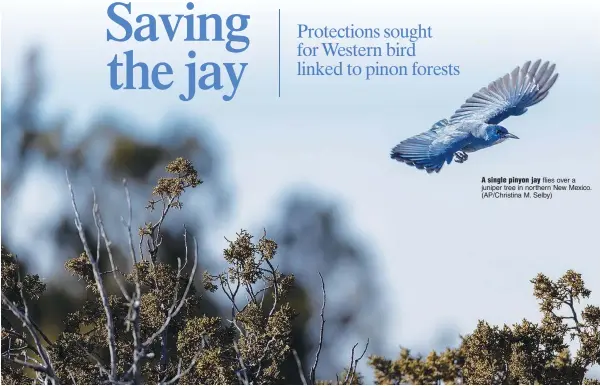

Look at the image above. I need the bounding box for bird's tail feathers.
[390,131,448,174]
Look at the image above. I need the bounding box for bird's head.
[486,125,519,144]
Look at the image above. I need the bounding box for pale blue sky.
[2,0,600,369]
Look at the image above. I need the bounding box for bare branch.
[293,349,308,385]
[159,254,184,376]
[179,225,190,275]
[93,189,131,302]
[1,293,58,384]
[309,272,326,385]
[94,189,102,276]
[171,254,185,312]
[565,294,583,335]
[160,358,181,385]
[125,214,143,385]
[162,348,202,385]
[258,283,274,310]
[6,254,57,384]
[233,341,249,385]
[3,310,54,349]
[120,178,138,266]
[343,343,359,385]
[147,196,176,262]
[354,339,369,368]
[139,228,146,263]
[66,170,117,381]
[235,371,247,385]
[221,274,241,315]
[68,370,77,384]
[255,336,277,379]
[3,355,48,373]
[265,259,279,318]
[126,294,143,384]
[343,339,369,385]
[73,341,112,379]
[125,230,197,383]
[2,344,30,355]
[139,235,198,354]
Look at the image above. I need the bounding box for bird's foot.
[454,151,468,163]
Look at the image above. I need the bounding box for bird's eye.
[496,129,502,135]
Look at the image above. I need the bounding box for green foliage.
[369,270,600,384]
[1,246,46,304]
[369,347,463,384]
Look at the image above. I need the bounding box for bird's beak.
[504,133,519,140]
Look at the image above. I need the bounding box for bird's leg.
[454,151,468,163]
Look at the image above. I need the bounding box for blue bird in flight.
[390,59,559,173]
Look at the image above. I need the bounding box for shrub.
[1,158,367,385]
[368,270,600,384]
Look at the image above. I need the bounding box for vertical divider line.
[278,9,281,98]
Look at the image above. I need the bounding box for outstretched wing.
[390,126,471,174]
[449,59,559,125]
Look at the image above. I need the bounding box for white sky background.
[1,0,600,369]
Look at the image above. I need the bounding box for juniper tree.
[368,270,600,384]
[1,158,368,385]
